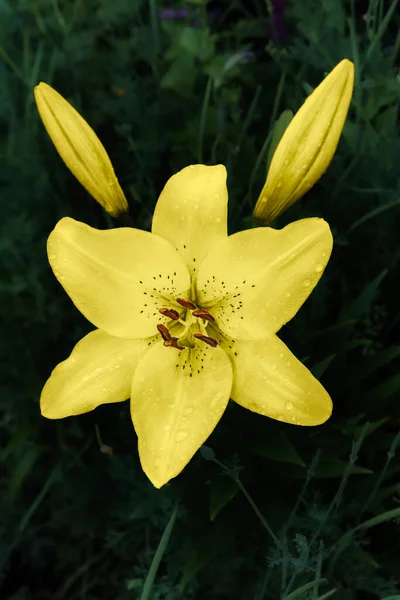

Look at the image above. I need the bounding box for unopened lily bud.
[254,59,354,222]
[34,82,129,217]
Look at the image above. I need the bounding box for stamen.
[164,337,185,351]
[176,297,196,310]
[157,324,172,342]
[194,333,218,348]
[159,307,180,320]
[192,309,215,323]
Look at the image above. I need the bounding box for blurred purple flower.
[240,50,255,63]
[157,8,188,20]
[271,0,287,42]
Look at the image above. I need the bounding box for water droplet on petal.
[163,424,171,433]
[285,401,294,411]
[176,430,188,442]
[315,264,323,273]
[303,279,311,287]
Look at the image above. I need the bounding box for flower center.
[157,297,218,351]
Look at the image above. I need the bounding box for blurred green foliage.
[1,0,400,598]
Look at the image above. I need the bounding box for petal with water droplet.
[131,340,232,488]
[47,217,190,338]
[197,218,332,339]
[152,165,228,273]
[224,334,332,426]
[41,329,151,419]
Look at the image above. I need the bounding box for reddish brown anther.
[176,297,196,310]
[157,323,172,342]
[192,309,215,323]
[164,337,185,351]
[193,333,218,348]
[159,307,180,320]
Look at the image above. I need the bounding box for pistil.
[157,298,218,350]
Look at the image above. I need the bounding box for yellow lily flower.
[41,164,333,488]
[254,59,354,222]
[34,82,129,217]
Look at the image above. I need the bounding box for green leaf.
[10,447,41,501]
[266,455,372,479]
[311,354,336,378]
[161,54,196,98]
[140,504,178,600]
[314,456,373,478]
[209,476,239,521]
[178,513,245,591]
[364,373,400,408]
[348,346,400,385]
[178,27,215,61]
[339,269,387,324]
[251,429,305,467]
[284,580,326,600]
[348,199,400,233]
[339,417,388,438]
[330,506,400,571]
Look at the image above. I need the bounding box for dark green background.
[1,0,400,598]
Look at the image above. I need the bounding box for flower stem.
[233,475,282,549]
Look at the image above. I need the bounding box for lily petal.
[226,335,332,426]
[152,165,228,275]
[34,82,128,217]
[48,217,190,338]
[254,59,354,222]
[197,218,332,339]
[41,329,151,419]
[131,341,232,488]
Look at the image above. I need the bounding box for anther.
[157,324,172,342]
[194,333,218,348]
[159,308,180,320]
[164,337,185,351]
[176,298,196,310]
[192,309,215,323]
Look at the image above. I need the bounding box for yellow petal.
[197,218,332,340]
[34,82,128,217]
[131,341,232,488]
[41,329,150,419]
[227,335,332,426]
[254,59,354,222]
[152,165,228,275]
[48,217,190,338]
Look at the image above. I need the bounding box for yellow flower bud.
[34,82,129,217]
[254,59,354,222]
